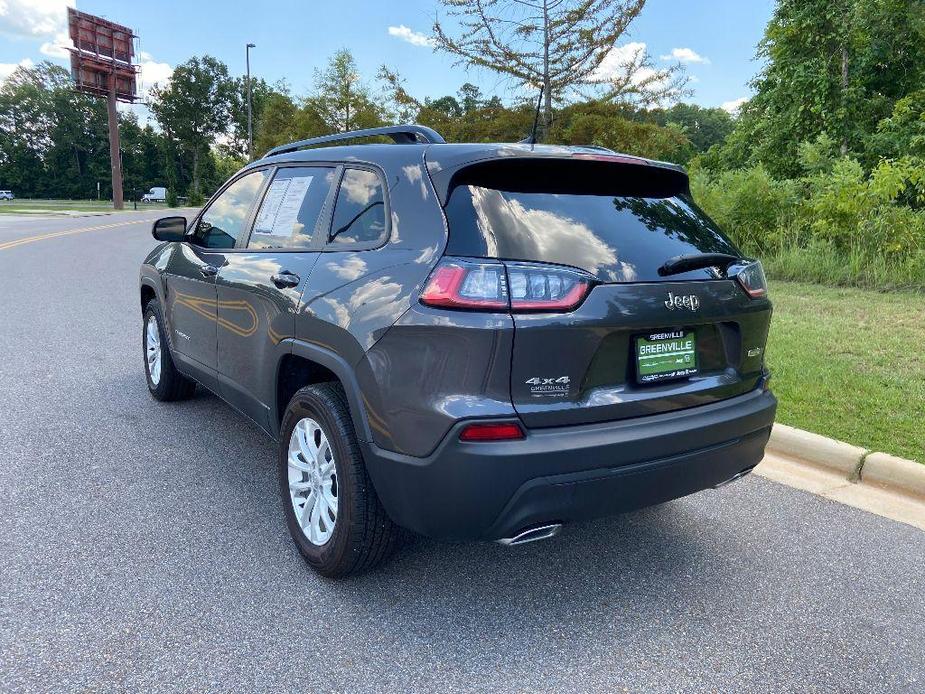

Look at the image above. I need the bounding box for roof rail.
[263,125,446,158]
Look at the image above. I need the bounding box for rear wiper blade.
[658,253,743,278]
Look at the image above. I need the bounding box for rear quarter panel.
[295,150,453,451]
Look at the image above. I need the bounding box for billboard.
[67,7,139,103]
[70,53,138,101]
[68,8,135,64]
[66,7,141,209]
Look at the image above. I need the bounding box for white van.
[141,187,167,203]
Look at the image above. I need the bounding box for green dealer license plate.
[636,330,698,384]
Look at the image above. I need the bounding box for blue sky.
[1,0,774,115]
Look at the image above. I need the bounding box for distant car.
[141,187,167,203]
[0,190,14,200]
[139,124,776,577]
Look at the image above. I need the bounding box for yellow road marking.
[0,217,153,252]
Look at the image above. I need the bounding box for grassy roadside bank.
[0,199,170,215]
[767,281,924,462]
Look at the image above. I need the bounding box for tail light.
[506,263,591,311]
[420,257,592,313]
[732,260,768,299]
[418,259,508,310]
[459,421,525,442]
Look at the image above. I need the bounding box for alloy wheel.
[287,417,338,546]
[146,315,162,386]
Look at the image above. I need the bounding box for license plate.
[636,330,698,384]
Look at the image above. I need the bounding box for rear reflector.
[459,422,525,442]
[420,257,592,313]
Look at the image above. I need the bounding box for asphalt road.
[1,211,923,693]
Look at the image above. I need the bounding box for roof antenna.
[527,85,544,149]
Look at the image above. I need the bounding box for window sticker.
[253,176,313,237]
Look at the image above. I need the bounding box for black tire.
[279,382,401,578]
[143,298,196,401]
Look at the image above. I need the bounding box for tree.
[228,76,278,160]
[308,49,383,133]
[254,92,328,154]
[0,61,121,199]
[555,101,694,163]
[866,90,925,161]
[120,115,169,199]
[149,56,236,200]
[644,103,734,153]
[721,0,925,177]
[432,0,688,137]
[457,83,483,113]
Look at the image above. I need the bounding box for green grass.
[0,199,171,214]
[761,243,925,292]
[767,281,925,462]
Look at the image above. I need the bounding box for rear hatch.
[440,155,772,428]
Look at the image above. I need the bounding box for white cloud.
[721,97,748,115]
[137,50,174,97]
[591,41,653,84]
[0,57,35,83]
[660,47,710,65]
[387,24,435,48]
[0,0,74,40]
[40,29,70,58]
[0,57,35,84]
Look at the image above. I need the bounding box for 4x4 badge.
[664,292,700,311]
[525,376,570,397]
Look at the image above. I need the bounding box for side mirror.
[152,216,187,242]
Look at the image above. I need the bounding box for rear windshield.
[444,160,739,283]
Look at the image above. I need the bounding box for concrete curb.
[765,424,924,500]
[767,423,867,477]
[862,452,925,500]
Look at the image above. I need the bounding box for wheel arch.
[273,339,373,443]
[139,272,164,312]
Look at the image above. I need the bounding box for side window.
[328,168,387,246]
[193,170,268,249]
[248,167,336,249]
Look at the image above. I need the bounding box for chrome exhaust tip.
[496,523,562,546]
[712,467,755,489]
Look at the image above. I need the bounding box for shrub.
[689,154,925,290]
[689,164,799,255]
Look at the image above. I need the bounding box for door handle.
[200,264,219,277]
[271,271,301,288]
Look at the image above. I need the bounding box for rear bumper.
[362,388,777,541]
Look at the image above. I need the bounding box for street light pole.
[246,43,256,161]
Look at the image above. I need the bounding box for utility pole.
[107,72,125,209]
[246,43,256,161]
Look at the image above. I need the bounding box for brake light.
[419,259,508,310]
[733,260,768,299]
[420,257,592,313]
[459,422,525,442]
[572,153,649,166]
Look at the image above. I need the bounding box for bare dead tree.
[432,0,689,137]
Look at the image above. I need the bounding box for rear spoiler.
[426,150,689,206]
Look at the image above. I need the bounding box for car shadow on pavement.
[124,370,742,656]
[327,502,726,636]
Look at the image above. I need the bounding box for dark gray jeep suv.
[140,125,777,577]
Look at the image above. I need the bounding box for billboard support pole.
[107,73,124,210]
